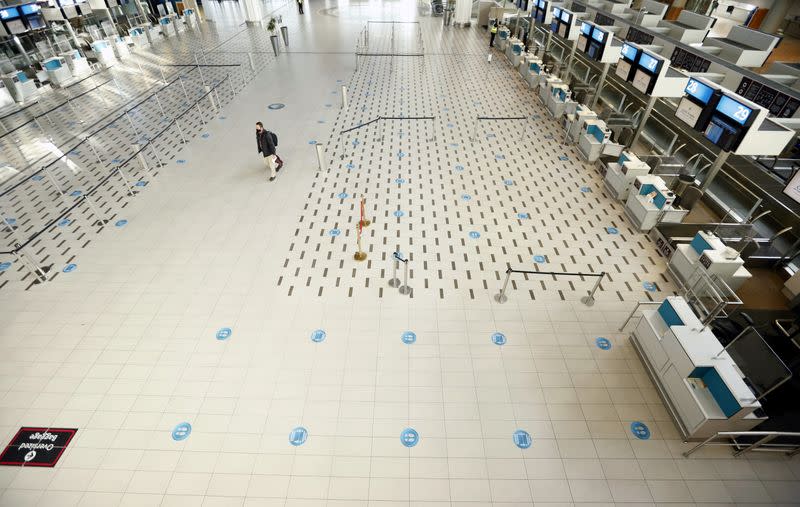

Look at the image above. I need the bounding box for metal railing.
[0,73,234,284]
[494,267,606,305]
[619,301,663,331]
[683,431,800,458]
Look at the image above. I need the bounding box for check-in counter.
[632,297,763,440]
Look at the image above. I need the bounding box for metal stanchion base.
[93,219,110,226]
[388,278,400,287]
[399,285,411,295]
[494,293,508,303]
[580,296,595,306]
[354,251,367,261]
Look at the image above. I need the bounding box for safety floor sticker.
[0,427,77,467]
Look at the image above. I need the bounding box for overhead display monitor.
[553,7,561,18]
[591,27,606,43]
[20,4,41,14]
[716,95,753,125]
[560,10,570,22]
[538,0,545,8]
[581,22,591,36]
[620,43,637,61]
[638,52,660,73]
[685,78,714,105]
[0,6,21,19]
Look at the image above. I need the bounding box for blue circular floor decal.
[517,213,530,219]
[70,190,82,197]
[395,178,405,184]
[289,427,308,446]
[492,332,506,346]
[63,263,77,273]
[580,186,591,193]
[201,133,210,139]
[31,175,44,181]
[504,179,514,186]
[495,154,505,160]
[177,159,186,164]
[400,428,419,448]
[337,192,348,199]
[631,421,651,440]
[115,219,128,227]
[135,181,147,187]
[469,231,480,239]
[393,210,404,217]
[513,430,532,449]
[0,262,11,272]
[216,327,232,341]
[454,165,464,171]
[461,194,471,201]
[533,255,546,263]
[311,329,326,343]
[643,281,657,292]
[329,229,341,237]
[596,337,611,350]
[171,422,192,441]
[402,331,416,344]
[57,219,72,227]
[606,227,619,234]
[6,218,16,225]
[268,103,285,110]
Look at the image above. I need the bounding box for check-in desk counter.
[545,83,571,118]
[565,105,597,144]
[519,55,542,86]
[1,71,37,103]
[505,38,524,67]
[658,10,713,44]
[497,27,511,51]
[632,297,763,440]
[110,36,130,59]
[42,57,72,87]
[669,231,752,291]
[577,119,609,162]
[624,175,688,231]
[704,26,780,68]
[604,151,650,200]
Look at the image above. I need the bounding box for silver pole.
[629,95,657,148]
[580,273,605,307]
[341,85,348,109]
[15,249,47,283]
[388,254,400,287]
[195,102,206,127]
[83,195,108,225]
[494,270,512,303]
[174,119,188,144]
[315,144,326,171]
[399,259,410,295]
[117,167,136,196]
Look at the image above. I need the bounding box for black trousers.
[298,3,304,13]
[490,33,496,47]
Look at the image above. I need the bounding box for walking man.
[256,121,280,181]
[489,21,498,47]
[297,0,304,14]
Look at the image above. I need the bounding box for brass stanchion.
[360,197,371,227]
[354,221,367,261]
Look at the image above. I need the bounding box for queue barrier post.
[398,255,411,295]
[581,272,606,307]
[388,251,401,287]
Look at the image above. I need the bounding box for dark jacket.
[256,129,276,157]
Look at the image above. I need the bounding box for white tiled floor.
[1,0,800,506]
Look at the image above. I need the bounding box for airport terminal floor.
[1,0,800,505]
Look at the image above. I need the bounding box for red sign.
[0,427,77,467]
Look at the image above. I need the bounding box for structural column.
[760,0,792,34]
[241,0,263,23]
[454,0,471,26]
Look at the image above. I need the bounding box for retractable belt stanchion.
[398,254,411,295]
[388,252,401,288]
